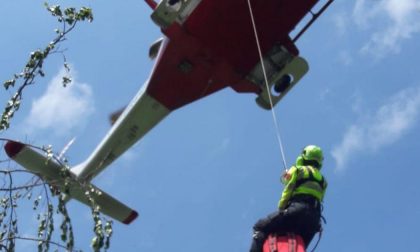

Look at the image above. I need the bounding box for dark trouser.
[249,199,321,252]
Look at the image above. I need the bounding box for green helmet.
[296,145,324,169]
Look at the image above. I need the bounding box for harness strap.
[309,228,322,252]
[309,214,327,252]
[288,233,296,252]
[269,235,277,252]
[295,167,325,189]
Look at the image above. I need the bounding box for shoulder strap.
[295,166,325,189]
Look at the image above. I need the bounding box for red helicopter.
[5,0,333,250]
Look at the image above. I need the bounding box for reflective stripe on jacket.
[278,165,327,209]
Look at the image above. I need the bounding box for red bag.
[263,233,306,252]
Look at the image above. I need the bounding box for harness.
[294,166,325,189]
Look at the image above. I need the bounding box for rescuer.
[250,145,327,251]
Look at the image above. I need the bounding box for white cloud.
[353,0,420,58]
[352,0,385,28]
[211,138,230,157]
[24,65,94,136]
[337,50,353,66]
[332,86,420,171]
[319,88,331,101]
[332,126,363,171]
[196,137,231,167]
[332,12,350,36]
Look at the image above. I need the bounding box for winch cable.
[246,0,288,171]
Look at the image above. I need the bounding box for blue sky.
[1,0,420,251]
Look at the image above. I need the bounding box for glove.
[281,170,291,184]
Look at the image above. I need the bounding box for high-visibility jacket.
[278,165,327,209]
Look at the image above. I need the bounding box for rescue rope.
[246,0,288,171]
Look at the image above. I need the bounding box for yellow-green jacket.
[278,165,327,209]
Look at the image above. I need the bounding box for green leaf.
[75,7,94,22]
[65,17,75,25]
[3,79,15,90]
[62,76,72,87]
